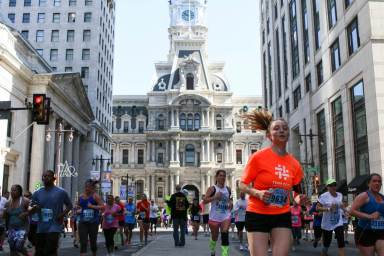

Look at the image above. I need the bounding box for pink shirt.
[291,205,302,227]
[102,204,120,229]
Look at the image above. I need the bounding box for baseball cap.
[326,178,337,186]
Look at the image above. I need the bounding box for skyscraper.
[260,0,384,191]
[0,0,115,173]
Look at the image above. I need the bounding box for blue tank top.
[358,191,384,230]
[79,195,99,223]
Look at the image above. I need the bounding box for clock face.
[182,10,195,21]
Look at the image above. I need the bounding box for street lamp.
[46,123,74,187]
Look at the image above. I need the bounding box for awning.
[336,179,348,195]
[348,174,370,193]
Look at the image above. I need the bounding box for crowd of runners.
[0,112,383,256]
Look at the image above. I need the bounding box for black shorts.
[191,215,200,223]
[125,223,135,231]
[355,226,384,247]
[203,214,209,224]
[235,222,245,232]
[118,220,125,227]
[322,226,345,248]
[150,218,157,225]
[245,211,291,233]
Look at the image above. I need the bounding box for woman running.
[4,185,30,256]
[189,198,202,240]
[350,173,384,256]
[239,110,306,256]
[317,179,346,256]
[203,170,232,256]
[136,194,150,245]
[290,201,303,251]
[77,180,104,256]
[102,195,120,255]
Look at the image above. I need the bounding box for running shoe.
[239,244,244,251]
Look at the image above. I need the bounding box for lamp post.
[46,123,74,187]
[299,128,321,194]
[92,156,111,196]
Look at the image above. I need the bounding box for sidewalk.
[133,233,243,256]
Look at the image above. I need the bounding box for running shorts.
[235,222,245,232]
[125,223,135,231]
[150,218,157,225]
[355,226,384,247]
[245,211,291,233]
[202,214,209,224]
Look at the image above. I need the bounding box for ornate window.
[185,144,195,165]
[186,73,194,90]
[180,113,186,130]
[157,114,165,130]
[216,114,223,130]
[187,113,194,131]
[194,113,200,130]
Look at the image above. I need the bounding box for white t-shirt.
[235,199,248,222]
[319,192,344,231]
[150,204,158,218]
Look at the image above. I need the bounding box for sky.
[113,0,261,96]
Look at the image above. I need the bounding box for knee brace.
[221,232,229,246]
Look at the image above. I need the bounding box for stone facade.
[260,0,384,191]
[0,21,94,198]
[111,0,264,205]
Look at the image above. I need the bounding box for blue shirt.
[32,186,72,233]
[125,203,136,224]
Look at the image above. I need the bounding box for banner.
[120,185,127,200]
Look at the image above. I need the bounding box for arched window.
[185,144,195,165]
[194,113,200,130]
[187,113,194,131]
[180,113,186,130]
[216,114,223,130]
[186,73,194,90]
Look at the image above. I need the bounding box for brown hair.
[242,109,286,135]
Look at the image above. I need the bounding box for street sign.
[90,170,100,180]
[120,185,127,200]
[305,166,319,174]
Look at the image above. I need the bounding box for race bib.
[238,209,246,221]
[139,211,146,219]
[371,216,384,230]
[31,213,39,222]
[292,215,300,225]
[216,196,229,214]
[268,189,288,207]
[83,209,94,221]
[330,207,340,226]
[126,210,133,217]
[106,214,114,224]
[193,216,200,221]
[41,208,53,223]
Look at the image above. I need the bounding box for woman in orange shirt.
[239,110,306,256]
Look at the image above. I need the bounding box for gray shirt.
[32,186,72,233]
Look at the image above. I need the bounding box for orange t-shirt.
[241,147,303,215]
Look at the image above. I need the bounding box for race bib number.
[139,212,146,219]
[292,215,299,225]
[41,208,53,222]
[238,209,246,221]
[371,217,384,230]
[106,214,114,224]
[330,207,340,226]
[126,210,133,217]
[31,213,39,222]
[268,189,288,207]
[83,209,94,221]
[193,216,200,221]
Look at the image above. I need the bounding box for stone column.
[171,140,175,161]
[151,141,155,162]
[165,141,169,162]
[130,143,135,164]
[211,109,215,129]
[176,109,179,128]
[151,175,156,200]
[206,173,211,188]
[29,123,46,191]
[201,175,206,196]
[165,174,169,195]
[207,110,210,127]
[226,141,230,163]
[146,175,150,196]
[71,133,80,199]
[244,143,249,163]
[206,139,210,162]
[176,140,180,162]
[44,114,57,171]
[146,141,151,162]
[201,140,205,162]
[170,109,174,128]
[175,173,180,186]
[231,174,237,201]
[173,110,177,127]
[62,130,73,194]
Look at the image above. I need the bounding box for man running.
[203,170,232,256]
[169,185,189,247]
[30,170,73,255]
[234,192,247,251]
[317,179,346,256]
[149,200,159,235]
[124,197,136,245]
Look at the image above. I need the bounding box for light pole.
[92,156,111,196]
[46,123,74,187]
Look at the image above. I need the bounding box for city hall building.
[111,0,263,205]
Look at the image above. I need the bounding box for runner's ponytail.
[242,109,273,132]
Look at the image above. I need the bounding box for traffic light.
[32,94,50,125]
[313,175,320,187]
